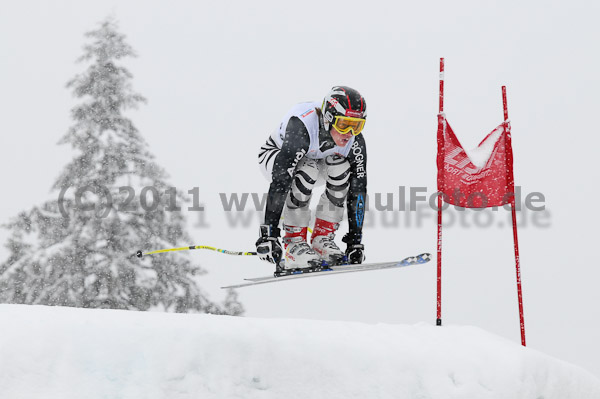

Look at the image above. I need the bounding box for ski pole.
[131,245,257,259]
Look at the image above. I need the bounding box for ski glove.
[343,233,365,264]
[256,225,283,264]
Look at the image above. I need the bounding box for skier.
[256,86,367,270]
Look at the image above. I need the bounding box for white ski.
[221,253,431,289]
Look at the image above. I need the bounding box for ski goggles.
[332,115,366,136]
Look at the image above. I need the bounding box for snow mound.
[0,304,598,399]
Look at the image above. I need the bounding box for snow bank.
[0,304,598,399]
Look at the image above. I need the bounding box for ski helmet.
[321,86,367,131]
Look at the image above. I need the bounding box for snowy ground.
[0,305,598,399]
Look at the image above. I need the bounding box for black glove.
[256,225,282,264]
[343,233,365,264]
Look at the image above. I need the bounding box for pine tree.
[0,16,243,315]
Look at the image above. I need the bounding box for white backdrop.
[1,0,598,376]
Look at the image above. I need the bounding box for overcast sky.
[1,0,599,376]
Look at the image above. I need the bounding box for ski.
[221,253,431,289]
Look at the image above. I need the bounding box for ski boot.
[280,225,323,276]
[311,219,347,266]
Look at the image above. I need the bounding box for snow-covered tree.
[0,16,243,315]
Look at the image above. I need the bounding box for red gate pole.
[436,58,445,326]
[503,86,526,346]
